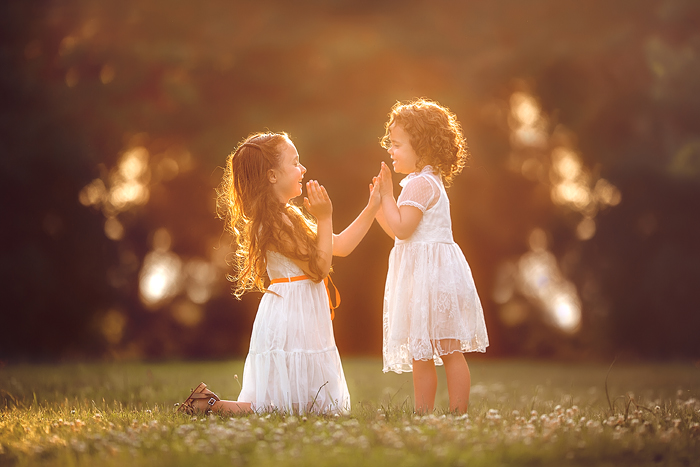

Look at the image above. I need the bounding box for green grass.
[1,359,699,466]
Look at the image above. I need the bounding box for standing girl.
[375,99,488,414]
[179,132,380,415]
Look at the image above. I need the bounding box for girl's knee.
[442,352,468,366]
[442,351,463,361]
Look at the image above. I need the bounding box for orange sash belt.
[269,275,341,320]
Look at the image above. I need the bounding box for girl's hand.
[378,161,394,198]
[368,176,381,211]
[304,180,332,221]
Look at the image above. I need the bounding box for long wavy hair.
[216,132,323,298]
[380,98,469,187]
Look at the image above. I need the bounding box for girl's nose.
[300,164,307,174]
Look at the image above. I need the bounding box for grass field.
[1,359,699,466]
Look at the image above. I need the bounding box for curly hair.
[216,132,323,298]
[380,98,469,186]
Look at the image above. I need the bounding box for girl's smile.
[386,124,420,175]
[270,138,307,202]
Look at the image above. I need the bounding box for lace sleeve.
[397,176,439,212]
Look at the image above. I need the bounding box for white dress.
[237,250,351,414]
[383,165,489,373]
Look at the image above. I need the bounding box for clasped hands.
[368,161,393,210]
[304,161,394,219]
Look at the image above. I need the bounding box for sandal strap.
[187,391,220,401]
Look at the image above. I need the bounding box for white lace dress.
[383,165,489,373]
[237,251,351,414]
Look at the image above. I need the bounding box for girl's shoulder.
[400,166,442,192]
[398,167,442,211]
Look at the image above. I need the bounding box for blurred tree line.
[1,0,699,361]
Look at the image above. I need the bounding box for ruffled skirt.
[383,242,489,373]
[238,280,350,414]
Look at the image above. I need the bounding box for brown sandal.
[177,382,221,415]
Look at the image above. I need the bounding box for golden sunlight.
[492,228,583,333]
[509,92,547,148]
[517,247,582,333]
[138,250,182,308]
[185,259,218,304]
[104,217,124,241]
[78,139,194,246]
[576,217,596,241]
[550,290,581,332]
[593,179,622,206]
[171,299,204,327]
[551,147,581,181]
[153,228,172,252]
[511,92,540,127]
[156,157,179,181]
[119,147,149,180]
[102,146,151,214]
[78,179,107,206]
[506,90,622,246]
[492,261,517,305]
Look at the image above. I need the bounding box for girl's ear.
[267,169,277,184]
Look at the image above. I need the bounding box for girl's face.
[270,138,307,203]
[386,124,420,174]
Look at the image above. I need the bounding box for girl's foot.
[177,382,220,415]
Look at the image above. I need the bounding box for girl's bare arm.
[332,179,381,257]
[374,205,395,239]
[302,180,333,278]
[377,162,423,240]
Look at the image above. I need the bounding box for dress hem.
[382,345,488,374]
[246,346,339,356]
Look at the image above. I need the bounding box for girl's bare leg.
[412,359,437,414]
[213,400,252,414]
[192,398,252,414]
[442,352,471,414]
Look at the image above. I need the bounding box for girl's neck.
[414,164,436,175]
